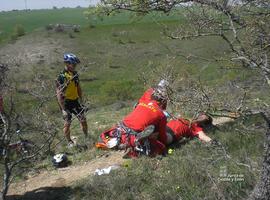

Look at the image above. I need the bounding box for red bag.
[96,126,166,157]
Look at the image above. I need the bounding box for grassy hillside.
[0,8,86,42]
[0,8,268,200]
[0,8,182,43]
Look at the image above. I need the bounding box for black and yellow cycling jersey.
[57,69,79,100]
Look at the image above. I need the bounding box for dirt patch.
[0,32,70,67]
[8,151,126,196]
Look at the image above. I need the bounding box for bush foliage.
[94,80,143,105]
[14,24,25,37]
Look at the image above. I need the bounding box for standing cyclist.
[56,53,88,147]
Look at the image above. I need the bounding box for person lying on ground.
[96,89,168,157]
[166,113,213,145]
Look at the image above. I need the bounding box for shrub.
[45,24,54,31]
[73,25,80,32]
[10,34,18,41]
[13,24,25,37]
[54,24,64,32]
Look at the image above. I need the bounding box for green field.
[0,8,182,43]
[0,7,268,200]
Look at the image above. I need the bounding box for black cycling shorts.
[64,99,86,123]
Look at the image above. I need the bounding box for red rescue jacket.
[139,88,167,109]
[123,100,167,145]
[167,118,203,142]
[139,88,154,104]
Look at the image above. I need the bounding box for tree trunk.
[249,113,270,200]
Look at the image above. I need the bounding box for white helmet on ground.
[52,153,68,168]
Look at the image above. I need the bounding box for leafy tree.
[0,63,57,200]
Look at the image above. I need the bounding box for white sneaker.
[67,141,75,148]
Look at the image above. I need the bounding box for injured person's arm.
[197,131,212,143]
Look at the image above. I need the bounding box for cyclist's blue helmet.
[63,53,80,64]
